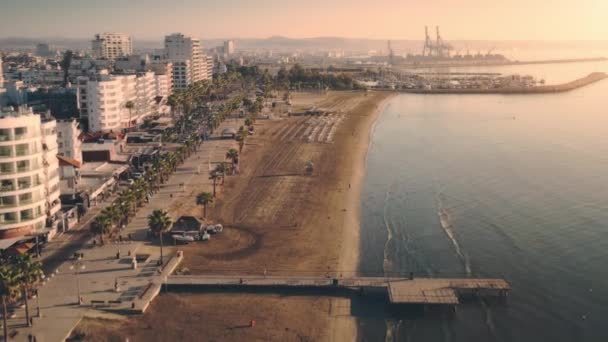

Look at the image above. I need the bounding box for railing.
[14,134,30,141]
[15,149,29,156]
[18,182,32,190]
[0,201,18,208]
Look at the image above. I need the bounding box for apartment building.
[77,71,159,132]
[0,107,61,239]
[164,33,210,89]
[92,33,133,60]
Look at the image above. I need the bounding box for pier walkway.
[167,274,510,305]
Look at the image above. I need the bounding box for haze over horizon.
[1,0,607,41]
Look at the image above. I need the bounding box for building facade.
[92,33,133,60]
[164,33,210,89]
[77,71,160,132]
[36,43,54,57]
[223,40,235,56]
[56,119,82,161]
[0,107,61,239]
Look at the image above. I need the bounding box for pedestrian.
[348,183,351,189]
[250,319,256,328]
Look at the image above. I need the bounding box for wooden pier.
[167,274,510,306]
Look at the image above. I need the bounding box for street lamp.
[69,259,86,305]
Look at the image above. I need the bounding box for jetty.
[401,72,607,95]
[166,274,510,307]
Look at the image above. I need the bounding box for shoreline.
[69,91,395,342]
[331,92,395,341]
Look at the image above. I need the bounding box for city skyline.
[1,0,608,41]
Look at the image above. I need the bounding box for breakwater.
[400,72,607,94]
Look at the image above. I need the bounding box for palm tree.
[91,215,112,244]
[125,101,135,129]
[148,210,172,265]
[226,148,239,168]
[101,205,120,228]
[237,129,248,153]
[196,192,214,219]
[15,255,43,327]
[0,265,21,341]
[209,171,221,197]
[214,163,228,185]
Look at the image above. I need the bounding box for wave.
[480,298,498,339]
[437,203,472,276]
[383,188,395,274]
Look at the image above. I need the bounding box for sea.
[358,50,608,342]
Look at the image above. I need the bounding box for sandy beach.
[73,91,394,341]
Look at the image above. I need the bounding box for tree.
[237,129,248,153]
[214,162,228,185]
[0,265,21,342]
[196,192,214,219]
[226,148,239,166]
[91,215,112,244]
[15,254,43,327]
[59,50,73,88]
[209,172,221,197]
[148,210,172,265]
[125,101,135,129]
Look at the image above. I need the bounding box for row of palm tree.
[90,132,202,245]
[0,254,44,341]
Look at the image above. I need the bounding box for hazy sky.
[1,0,607,40]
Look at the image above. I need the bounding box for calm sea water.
[359,60,608,342]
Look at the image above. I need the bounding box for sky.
[1,0,607,41]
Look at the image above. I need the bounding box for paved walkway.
[5,120,242,342]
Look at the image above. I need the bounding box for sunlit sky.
[1,0,607,40]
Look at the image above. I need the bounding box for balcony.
[0,165,14,174]
[1,184,16,192]
[0,197,17,208]
[18,181,33,190]
[15,148,29,157]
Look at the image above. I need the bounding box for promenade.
[4,120,241,342]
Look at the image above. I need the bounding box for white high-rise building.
[77,71,159,132]
[205,55,215,79]
[224,40,235,56]
[0,107,61,240]
[164,33,210,89]
[92,33,133,60]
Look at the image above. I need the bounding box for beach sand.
[71,91,394,342]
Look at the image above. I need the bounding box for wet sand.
[72,91,394,341]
